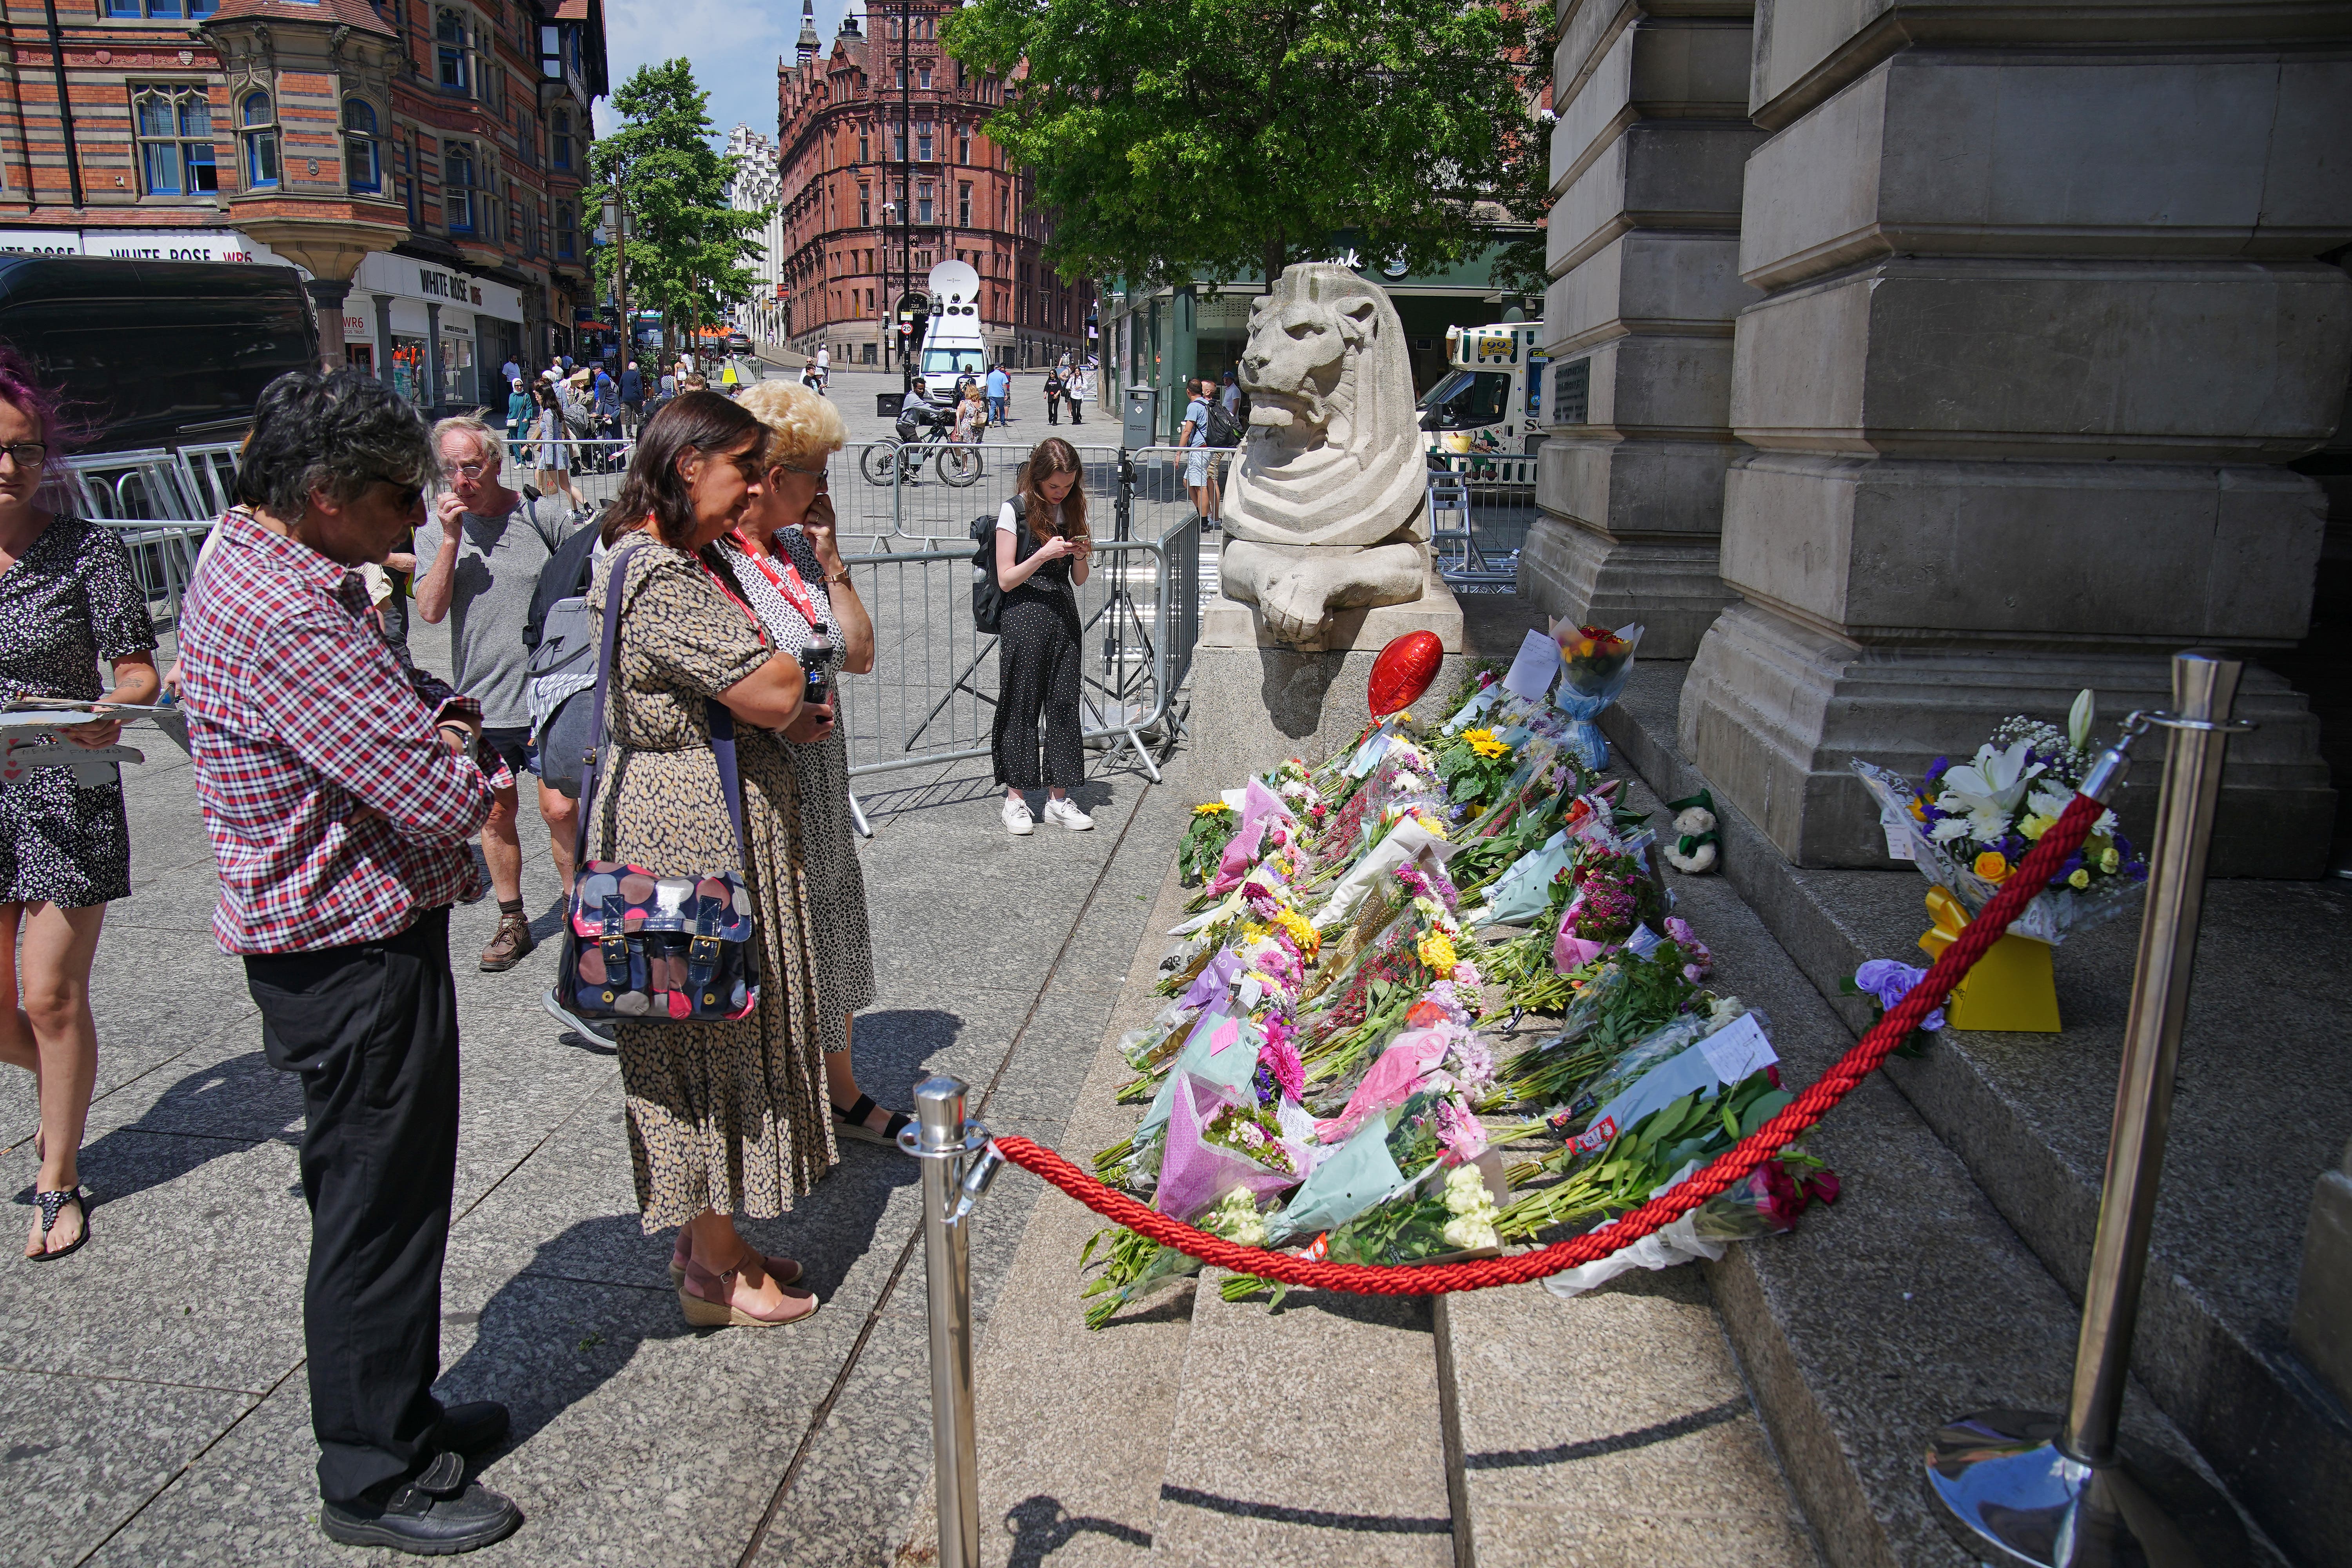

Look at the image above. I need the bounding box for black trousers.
[245,906,460,1506]
[993,593,1085,790]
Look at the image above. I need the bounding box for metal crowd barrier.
[829,507,1202,810]
[84,518,210,626]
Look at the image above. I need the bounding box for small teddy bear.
[1664,790,1720,874]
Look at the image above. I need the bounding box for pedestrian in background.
[1180,378,1220,524]
[593,362,621,446]
[415,415,584,971]
[815,344,829,388]
[952,383,985,444]
[178,369,520,1553]
[730,380,905,1146]
[0,347,159,1263]
[531,381,580,511]
[985,363,1009,428]
[993,436,1093,835]
[1042,364,1065,426]
[504,375,532,452]
[588,391,834,1327]
[619,360,644,434]
[1063,364,1086,426]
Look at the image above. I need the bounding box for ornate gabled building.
[771,0,1090,370]
[0,0,607,407]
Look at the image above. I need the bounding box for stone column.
[304,278,352,371]
[1519,1,1760,655]
[371,294,396,384]
[2293,1136,2352,1412]
[1678,12,2352,877]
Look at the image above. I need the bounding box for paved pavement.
[0,607,1199,1567]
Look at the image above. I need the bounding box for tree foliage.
[588,60,769,333]
[943,0,1549,291]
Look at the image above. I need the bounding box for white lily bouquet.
[1852,690,2147,944]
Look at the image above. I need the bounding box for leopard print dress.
[587,539,835,1230]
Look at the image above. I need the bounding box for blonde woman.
[952,384,986,445]
[724,382,906,1145]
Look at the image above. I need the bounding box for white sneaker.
[1002,795,1034,835]
[1044,797,1094,831]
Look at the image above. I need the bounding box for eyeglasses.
[0,442,48,469]
[441,459,489,479]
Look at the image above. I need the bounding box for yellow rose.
[2100,848,2120,874]
[1973,850,2010,883]
[2020,813,2055,842]
[2068,868,2091,889]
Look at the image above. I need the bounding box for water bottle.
[801,622,836,711]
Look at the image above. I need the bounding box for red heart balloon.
[1368,630,1443,717]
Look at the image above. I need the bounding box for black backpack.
[969,495,1022,633]
[1205,395,1244,447]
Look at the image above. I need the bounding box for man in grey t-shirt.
[417,415,581,972]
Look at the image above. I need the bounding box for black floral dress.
[0,515,157,907]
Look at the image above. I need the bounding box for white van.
[918,259,988,381]
[1420,321,1546,457]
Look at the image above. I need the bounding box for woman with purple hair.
[0,348,159,1260]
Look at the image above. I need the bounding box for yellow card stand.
[1916,887,2062,1033]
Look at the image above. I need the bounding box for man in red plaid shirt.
[177,371,523,1556]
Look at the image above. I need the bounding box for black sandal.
[29,1187,87,1262]
[831,1095,913,1147]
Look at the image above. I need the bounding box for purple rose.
[1853,958,1945,1033]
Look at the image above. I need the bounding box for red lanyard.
[687,544,768,646]
[728,530,820,626]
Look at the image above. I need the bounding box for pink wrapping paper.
[1312,1026,1452,1144]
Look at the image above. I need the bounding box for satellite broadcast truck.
[1419,321,1546,470]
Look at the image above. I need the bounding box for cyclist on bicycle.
[895,378,942,445]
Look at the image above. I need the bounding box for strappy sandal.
[668,1232,802,1289]
[832,1094,913,1147]
[29,1187,87,1262]
[677,1256,820,1328]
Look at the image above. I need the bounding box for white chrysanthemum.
[1205,1189,1267,1248]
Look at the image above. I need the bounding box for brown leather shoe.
[479,912,535,972]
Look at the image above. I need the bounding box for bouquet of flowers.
[1551,836,1671,973]
[1152,1073,1306,1223]
[1537,1145,1839,1297]
[1080,1184,1271,1330]
[1494,936,1708,1108]
[1434,726,1519,813]
[1177,801,1236,886]
[1547,619,1644,769]
[1495,1065,1795,1240]
[1853,690,2145,944]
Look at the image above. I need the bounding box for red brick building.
[774,0,1091,370]
[0,0,606,405]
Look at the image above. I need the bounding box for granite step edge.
[1599,670,2348,1568]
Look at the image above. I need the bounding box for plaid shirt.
[179,509,495,955]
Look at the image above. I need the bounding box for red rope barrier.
[994,791,2109,1297]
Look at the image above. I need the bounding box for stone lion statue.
[1220,264,1430,649]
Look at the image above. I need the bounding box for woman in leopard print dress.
[585,392,834,1328]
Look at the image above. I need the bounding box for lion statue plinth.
[1220,264,1431,650]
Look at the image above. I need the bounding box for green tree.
[944,0,1548,291]
[588,59,768,353]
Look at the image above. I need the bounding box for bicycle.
[859,428,983,487]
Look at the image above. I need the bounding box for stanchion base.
[1924,1409,2249,1567]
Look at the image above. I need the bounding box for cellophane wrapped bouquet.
[1852,690,2146,944]
[1547,619,1644,769]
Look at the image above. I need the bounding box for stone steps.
[1600,662,2339,1568]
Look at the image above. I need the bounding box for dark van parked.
[0,255,318,452]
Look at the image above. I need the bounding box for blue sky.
[595,0,859,145]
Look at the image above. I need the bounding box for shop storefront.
[343,253,525,411]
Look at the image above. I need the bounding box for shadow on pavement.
[11,1050,298,1213]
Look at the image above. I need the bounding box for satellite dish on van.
[926,258,982,307]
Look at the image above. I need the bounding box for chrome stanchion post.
[1925,650,2253,1566]
[905,1075,985,1568]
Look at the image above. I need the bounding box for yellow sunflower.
[1463,727,1511,761]
[1192,801,1229,817]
